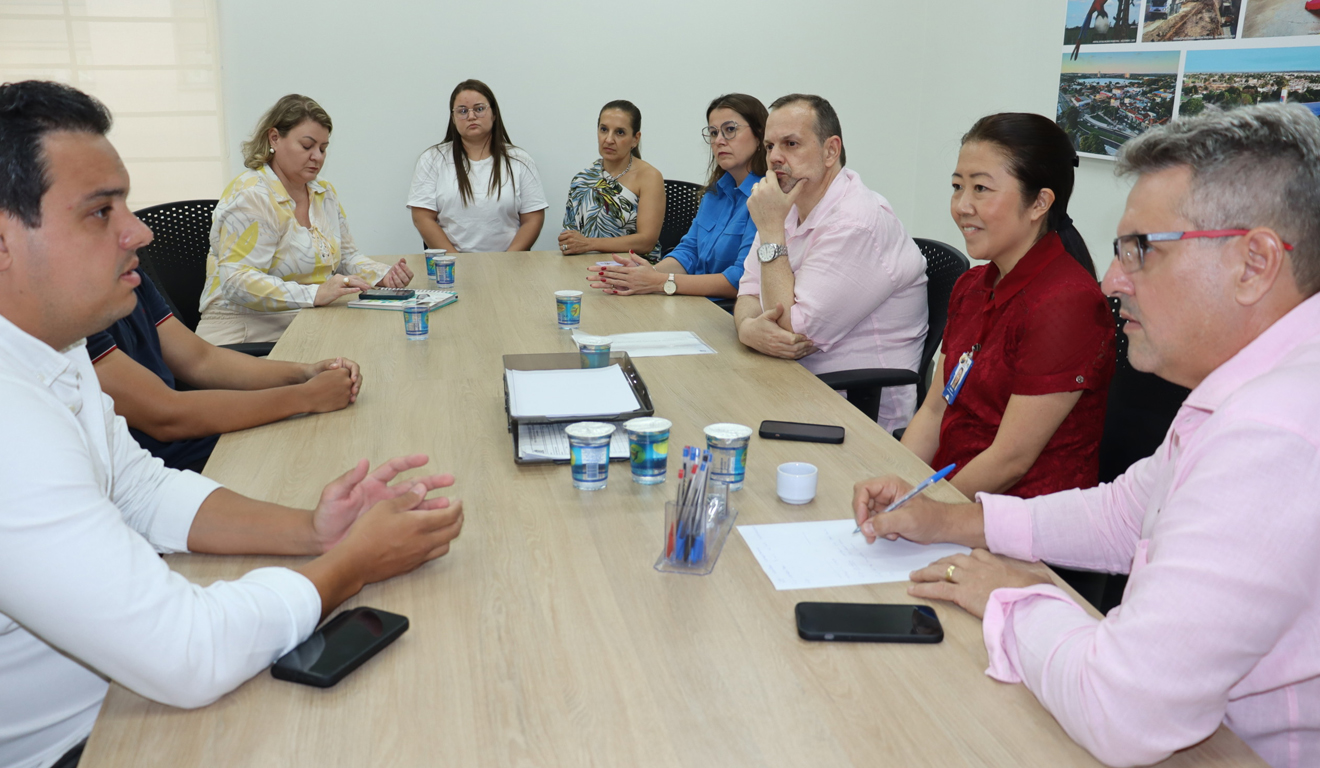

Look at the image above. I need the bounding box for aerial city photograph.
[1057,50,1180,156]
[1182,46,1320,116]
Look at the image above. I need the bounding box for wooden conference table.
[83,252,1263,768]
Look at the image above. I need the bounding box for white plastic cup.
[424,248,445,283]
[435,254,456,289]
[577,334,612,369]
[403,304,429,340]
[776,462,818,505]
[565,421,615,490]
[704,423,753,492]
[623,416,671,485]
[556,290,583,329]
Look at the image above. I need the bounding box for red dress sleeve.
[1008,283,1113,396]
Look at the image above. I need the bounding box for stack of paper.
[571,331,715,358]
[517,423,629,461]
[505,365,640,419]
[737,519,971,591]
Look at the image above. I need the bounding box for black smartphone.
[271,607,409,687]
[358,288,415,301]
[795,603,943,644]
[759,420,845,444]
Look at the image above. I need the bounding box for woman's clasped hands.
[586,252,666,295]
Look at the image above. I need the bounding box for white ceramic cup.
[777,462,818,505]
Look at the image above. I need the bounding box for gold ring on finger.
[945,564,956,583]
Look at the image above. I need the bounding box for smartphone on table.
[271,607,409,687]
[759,420,845,444]
[795,602,943,643]
[358,288,416,301]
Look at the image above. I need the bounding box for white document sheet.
[572,330,715,358]
[505,365,640,419]
[517,423,629,461]
[737,519,972,591]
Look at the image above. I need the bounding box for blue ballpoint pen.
[854,463,957,534]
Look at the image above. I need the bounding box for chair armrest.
[816,368,919,391]
[711,298,736,314]
[219,342,275,358]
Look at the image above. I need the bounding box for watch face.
[664,275,677,295]
[758,244,784,263]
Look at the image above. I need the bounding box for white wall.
[217,0,1122,275]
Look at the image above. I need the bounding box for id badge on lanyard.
[942,344,979,405]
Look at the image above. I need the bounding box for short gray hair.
[1116,103,1320,296]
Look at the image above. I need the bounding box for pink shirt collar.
[1184,291,1320,413]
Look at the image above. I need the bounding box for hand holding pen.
[852,464,958,543]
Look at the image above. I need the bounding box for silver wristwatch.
[757,243,787,263]
[663,273,677,295]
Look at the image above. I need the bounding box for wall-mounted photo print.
[1242,0,1320,39]
[1182,46,1320,116]
[1057,50,1180,158]
[1142,0,1241,42]
[1065,0,1142,59]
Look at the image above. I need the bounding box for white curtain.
[0,0,227,211]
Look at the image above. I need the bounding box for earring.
[269,147,274,153]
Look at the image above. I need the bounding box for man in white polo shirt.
[0,80,465,768]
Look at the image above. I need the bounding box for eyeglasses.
[1112,229,1294,272]
[701,121,743,144]
[453,104,489,119]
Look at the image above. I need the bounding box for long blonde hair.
[240,94,333,170]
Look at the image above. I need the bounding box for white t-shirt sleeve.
[514,151,548,215]
[407,147,441,211]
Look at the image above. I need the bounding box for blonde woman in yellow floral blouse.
[197,94,412,344]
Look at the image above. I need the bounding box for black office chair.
[1098,296,1190,483]
[134,200,273,357]
[816,238,970,428]
[659,179,703,256]
[1053,297,1190,614]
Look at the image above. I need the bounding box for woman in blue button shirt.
[587,93,767,298]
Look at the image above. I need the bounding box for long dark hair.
[702,93,769,194]
[441,79,515,206]
[962,113,1095,277]
[599,100,642,159]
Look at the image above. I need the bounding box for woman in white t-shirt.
[407,79,548,252]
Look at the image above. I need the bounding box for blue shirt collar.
[717,171,762,198]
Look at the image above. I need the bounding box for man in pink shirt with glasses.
[853,102,1320,768]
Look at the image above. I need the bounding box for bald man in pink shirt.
[852,103,1320,768]
[735,93,928,433]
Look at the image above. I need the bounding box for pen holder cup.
[654,486,737,576]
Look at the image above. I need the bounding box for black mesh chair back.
[133,199,218,332]
[1054,297,1189,615]
[911,238,971,404]
[1097,296,1190,483]
[659,180,703,256]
